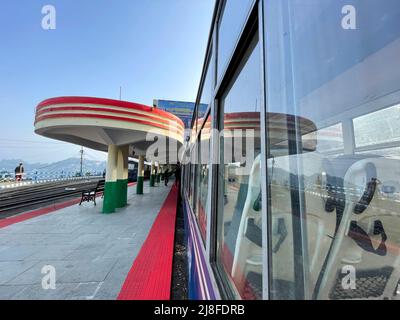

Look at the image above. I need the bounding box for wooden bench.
[79,179,105,206]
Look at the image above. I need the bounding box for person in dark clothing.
[15,162,24,181]
[164,168,170,186]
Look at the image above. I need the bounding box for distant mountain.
[0,158,106,178]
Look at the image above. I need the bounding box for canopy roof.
[35,96,185,163]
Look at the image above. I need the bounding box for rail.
[0,177,103,215]
[0,175,103,190]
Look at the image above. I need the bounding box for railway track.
[0,177,103,217]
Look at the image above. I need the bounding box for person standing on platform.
[164,168,170,186]
[15,162,24,181]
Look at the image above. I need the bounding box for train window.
[189,151,196,205]
[265,0,400,300]
[217,0,253,82]
[191,146,199,213]
[216,31,262,300]
[187,163,190,191]
[197,53,213,133]
[193,139,201,222]
[353,104,400,148]
[197,115,211,243]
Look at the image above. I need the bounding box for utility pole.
[80,146,84,177]
[119,86,122,100]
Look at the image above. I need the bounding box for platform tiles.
[0,183,173,300]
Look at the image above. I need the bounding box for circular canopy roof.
[35,96,185,162]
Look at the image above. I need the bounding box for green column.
[137,155,145,195]
[116,179,128,207]
[157,166,161,184]
[116,145,129,208]
[103,145,118,214]
[160,165,164,181]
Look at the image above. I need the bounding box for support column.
[116,145,129,208]
[160,165,164,181]
[157,163,161,184]
[103,145,118,214]
[150,161,156,187]
[137,155,145,194]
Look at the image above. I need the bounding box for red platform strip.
[0,198,81,229]
[0,182,137,229]
[117,185,178,300]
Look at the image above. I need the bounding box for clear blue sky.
[0,0,215,163]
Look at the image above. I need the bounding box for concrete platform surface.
[0,183,173,300]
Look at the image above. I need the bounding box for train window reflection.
[354,104,400,148]
[189,150,197,208]
[197,116,211,243]
[217,32,262,300]
[266,0,400,300]
[303,123,344,154]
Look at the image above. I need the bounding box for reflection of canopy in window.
[223,112,261,131]
[266,113,317,155]
[221,112,318,156]
[302,123,344,153]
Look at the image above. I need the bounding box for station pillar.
[150,161,156,187]
[160,165,164,181]
[157,163,161,184]
[137,155,145,195]
[103,145,118,214]
[116,145,129,208]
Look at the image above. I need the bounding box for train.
[180,0,400,300]
[128,159,151,182]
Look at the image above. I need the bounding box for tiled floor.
[0,182,172,300]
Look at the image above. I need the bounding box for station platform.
[0,181,178,300]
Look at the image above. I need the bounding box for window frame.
[197,111,212,245]
[210,2,265,300]
[215,0,258,88]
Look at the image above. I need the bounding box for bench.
[79,179,105,206]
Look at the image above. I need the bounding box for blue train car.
[181,0,400,300]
